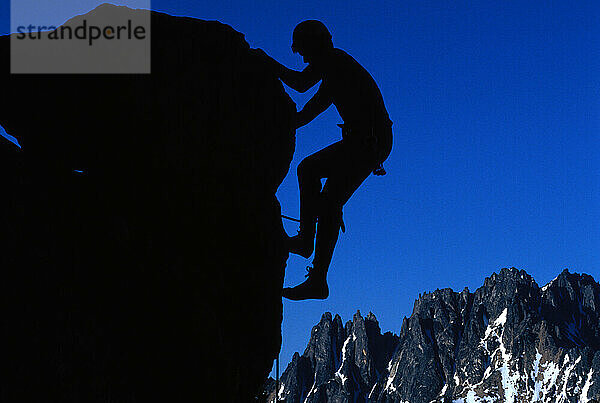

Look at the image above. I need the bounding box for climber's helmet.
[291,20,333,58]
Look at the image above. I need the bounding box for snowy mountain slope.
[265,268,600,403]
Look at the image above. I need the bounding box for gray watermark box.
[11,1,151,74]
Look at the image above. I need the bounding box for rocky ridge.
[267,268,600,403]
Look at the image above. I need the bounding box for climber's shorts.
[338,120,393,168]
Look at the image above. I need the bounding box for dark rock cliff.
[1,5,295,402]
[271,268,600,402]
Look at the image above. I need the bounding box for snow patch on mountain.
[336,335,351,386]
[267,268,600,403]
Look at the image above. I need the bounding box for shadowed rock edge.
[1,5,295,402]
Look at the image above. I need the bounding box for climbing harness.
[337,123,387,176]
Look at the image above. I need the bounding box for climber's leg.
[283,146,375,301]
[311,198,343,273]
[287,141,346,258]
[312,163,373,272]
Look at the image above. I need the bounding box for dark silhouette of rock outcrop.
[270,268,600,402]
[1,4,295,402]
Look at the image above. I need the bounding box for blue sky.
[1,0,599,379]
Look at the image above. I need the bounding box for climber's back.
[290,20,391,134]
[311,47,391,128]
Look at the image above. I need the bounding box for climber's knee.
[297,158,310,180]
[297,155,317,175]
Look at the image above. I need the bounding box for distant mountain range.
[265,268,600,402]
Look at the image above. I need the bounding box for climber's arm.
[252,49,319,93]
[278,65,320,93]
[296,84,333,128]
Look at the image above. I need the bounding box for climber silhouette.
[255,20,392,300]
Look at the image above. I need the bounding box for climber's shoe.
[286,233,314,259]
[282,266,329,301]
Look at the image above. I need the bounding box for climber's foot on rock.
[283,266,329,301]
[286,233,314,258]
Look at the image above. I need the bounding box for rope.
[281,214,300,223]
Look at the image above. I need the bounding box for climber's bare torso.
[277,48,391,129]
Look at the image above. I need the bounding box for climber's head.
[291,20,333,63]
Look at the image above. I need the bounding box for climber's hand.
[251,48,283,77]
[251,48,268,58]
[251,48,274,65]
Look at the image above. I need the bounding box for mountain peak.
[485,266,537,287]
[365,311,378,323]
[269,268,600,402]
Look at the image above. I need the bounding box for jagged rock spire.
[267,268,600,402]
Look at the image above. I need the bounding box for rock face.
[1,5,295,402]
[269,268,600,402]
